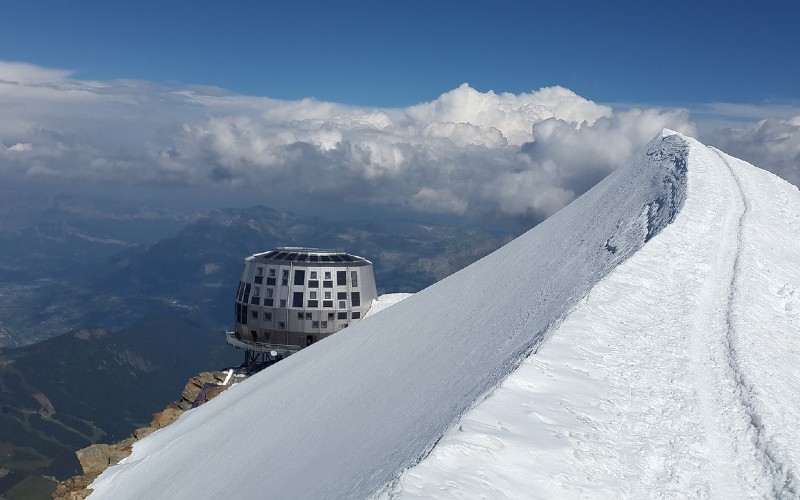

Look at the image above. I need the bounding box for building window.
[250,310,258,320]
[321,321,328,329]
[294,270,305,286]
[305,312,312,320]
[323,280,333,288]
[325,271,332,280]
[309,291,317,300]
[278,321,286,329]
[328,312,335,320]
[269,268,276,277]
[236,282,245,301]
[351,292,360,307]
[243,283,251,302]
[351,311,361,319]
[337,292,347,300]
[308,280,319,288]
[292,292,303,307]
[297,312,304,320]
[351,271,358,287]
[257,267,263,276]
[308,300,318,308]
[253,286,260,297]
[282,270,289,286]
[324,291,331,299]
[251,330,257,341]
[250,296,260,305]
[267,277,276,286]
[337,312,347,320]
[312,321,319,328]
[280,299,286,308]
[266,288,274,298]
[337,271,347,286]
[264,299,274,307]
[264,312,272,321]
[338,300,346,309]
[310,271,318,279]
[323,300,333,308]
[254,275,263,284]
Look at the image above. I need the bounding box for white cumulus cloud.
[9,60,784,228]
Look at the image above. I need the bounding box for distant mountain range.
[0,317,239,498]
[0,200,515,348]
[0,197,515,497]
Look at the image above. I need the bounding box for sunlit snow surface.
[89,132,799,499]
[380,137,800,499]
[365,293,414,318]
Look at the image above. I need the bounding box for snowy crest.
[89,133,709,500]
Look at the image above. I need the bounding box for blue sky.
[1,1,799,223]
[2,0,799,107]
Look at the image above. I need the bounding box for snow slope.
[380,136,800,499]
[88,131,799,499]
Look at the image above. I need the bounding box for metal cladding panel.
[233,248,379,352]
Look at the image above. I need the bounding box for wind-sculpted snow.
[382,135,800,499]
[89,133,689,500]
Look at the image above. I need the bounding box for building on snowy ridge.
[226,247,378,364]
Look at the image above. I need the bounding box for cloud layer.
[5,61,793,227]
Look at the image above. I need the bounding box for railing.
[225,330,302,354]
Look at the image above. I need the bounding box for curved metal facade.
[232,247,378,355]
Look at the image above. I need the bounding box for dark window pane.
[308,280,319,288]
[337,312,347,319]
[254,275,263,284]
[308,300,318,308]
[351,292,360,307]
[250,296,260,305]
[264,299,274,307]
[323,280,333,288]
[337,271,347,286]
[292,292,303,307]
[266,277,276,286]
[323,300,333,308]
[294,270,305,286]
[337,292,347,300]
[351,311,361,319]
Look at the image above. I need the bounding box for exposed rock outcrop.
[53,370,237,499]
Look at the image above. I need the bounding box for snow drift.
[381,134,800,499]
[89,131,798,499]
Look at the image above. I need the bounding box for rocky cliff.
[52,370,238,499]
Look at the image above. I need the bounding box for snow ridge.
[712,148,798,497]
[378,135,800,499]
[643,138,687,242]
[89,133,692,500]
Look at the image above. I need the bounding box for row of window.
[251,269,359,288]
[236,302,362,326]
[237,282,361,310]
